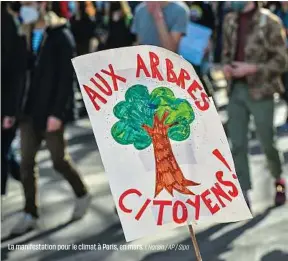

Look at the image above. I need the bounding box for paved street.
[1,92,288,261]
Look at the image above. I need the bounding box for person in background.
[51,1,76,19]
[94,1,105,21]
[100,1,135,50]
[1,2,26,199]
[70,1,99,119]
[222,1,288,208]
[10,1,90,236]
[70,1,98,55]
[131,1,189,53]
[275,1,288,127]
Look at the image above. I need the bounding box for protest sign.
[72,46,252,242]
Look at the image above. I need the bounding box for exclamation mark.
[212,149,237,179]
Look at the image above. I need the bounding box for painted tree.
[111,85,200,197]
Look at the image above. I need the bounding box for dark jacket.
[101,2,135,50]
[1,3,27,117]
[21,12,75,129]
[70,2,97,55]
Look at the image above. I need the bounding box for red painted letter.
[101,64,127,91]
[211,182,232,208]
[136,54,151,78]
[153,200,172,225]
[119,188,142,213]
[176,69,191,89]
[135,199,151,221]
[90,74,112,96]
[187,80,202,100]
[216,171,239,198]
[149,52,164,81]
[165,58,177,83]
[186,195,200,220]
[173,201,188,224]
[187,80,210,111]
[195,92,210,111]
[83,84,107,111]
[201,189,220,215]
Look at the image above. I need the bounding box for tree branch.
[142,124,153,135]
[160,110,170,124]
[153,114,161,128]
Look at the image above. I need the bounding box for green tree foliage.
[111,84,195,149]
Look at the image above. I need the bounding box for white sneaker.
[11,213,37,235]
[71,194,91,220]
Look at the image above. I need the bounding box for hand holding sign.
[72,46,252,246]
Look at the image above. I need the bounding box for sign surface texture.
[72,46,252,242]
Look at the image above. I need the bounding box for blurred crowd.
[1,1,288,236]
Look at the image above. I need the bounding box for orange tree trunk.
[143,113,200,198]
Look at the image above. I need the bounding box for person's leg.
[227,84,251,193]
[20,120,42,218]
[249,98,282,179]
[248,95,285,205]
[45,127,90,220]
[8,146,21,181]
[11,119,42,235]
[1,130,10,196]
[45,128,87,197]
[281,72,288,124]
[1,124,18,196]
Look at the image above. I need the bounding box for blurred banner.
[72,46,252,242]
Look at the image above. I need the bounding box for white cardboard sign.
[72,46,252,242]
